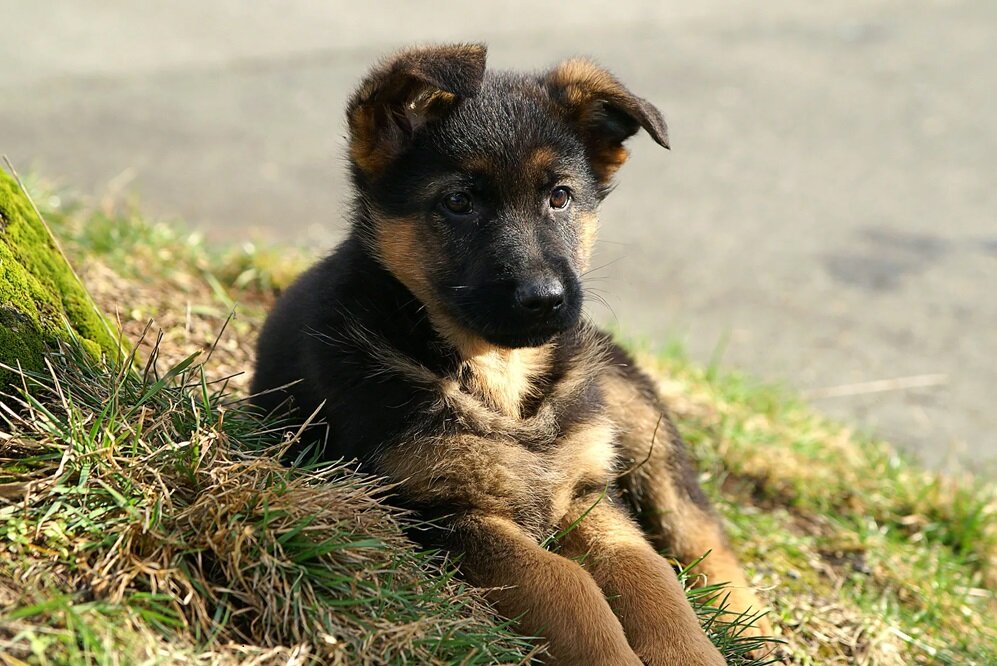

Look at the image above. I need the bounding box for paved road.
[2,1,994,471]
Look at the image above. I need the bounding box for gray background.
[1,1,994,472]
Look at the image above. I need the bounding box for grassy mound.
[1,186,994,665]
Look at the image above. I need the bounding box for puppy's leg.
[451,513,642,665]
[602,362,772,636]
[637,473,771,636]
[558,495,726,666]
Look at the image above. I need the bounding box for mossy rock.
[0,167,119,389]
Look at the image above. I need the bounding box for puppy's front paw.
[635,632,727,666]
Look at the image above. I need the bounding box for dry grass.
[0,336,537,665]
[643,351,996,665]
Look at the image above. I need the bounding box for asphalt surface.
[1,1,994,471]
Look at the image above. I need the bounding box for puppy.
[252,44,770,665]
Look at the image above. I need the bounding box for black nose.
[514,278,565,316]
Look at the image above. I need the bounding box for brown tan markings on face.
[371,215,484,350]
[461,145,556,183]
[577,211,599,272]
[373,213,554,417]
[373,214,439,309]
[458,154,491,175]
[524,145,557,179]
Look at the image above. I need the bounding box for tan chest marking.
[461,344,551,418]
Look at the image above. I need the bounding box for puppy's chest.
[457,347,547,419]
[393,416,618,536]
[379,350,618,535]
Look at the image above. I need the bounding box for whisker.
[583,290,619,324]
[581,256,625,278]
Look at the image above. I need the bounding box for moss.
[0,168,118,389]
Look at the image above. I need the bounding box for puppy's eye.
[549,187,571,210]
[441,192,473,215]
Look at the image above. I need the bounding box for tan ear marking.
[546,58,669,182]
[347,43,488,177]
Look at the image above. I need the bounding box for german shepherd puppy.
[252,44,770,665]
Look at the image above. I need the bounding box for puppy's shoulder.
[588,329,664,409]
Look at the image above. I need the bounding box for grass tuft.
[640,348,997,665]
[0,338,536,665]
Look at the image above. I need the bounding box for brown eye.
[549,187,571,210]
[442,192,473,215]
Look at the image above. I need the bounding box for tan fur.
[577,211,599,272]
[547,59,622,106]
[546,58,668,181]
[525,145,558,175]
[603,367,772,641]
[373,215,438,308]
[548,420,618,520]
[348,106,392,176]
[595,145,631,181]
[461,345,550,417]
[600,367,672,466]
[546,59,636,182]
[377,418,616,539]
[678,521,769,631]
[455,514,643,665]
[559,497,726,666]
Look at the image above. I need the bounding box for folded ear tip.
[643,106,670,150]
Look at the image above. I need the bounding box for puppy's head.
[348,44,668,349]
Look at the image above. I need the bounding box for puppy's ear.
[545,58,668,182]
[348,43,487,178]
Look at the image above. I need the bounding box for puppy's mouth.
[442,281,582,349]
[474,319,574,349]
